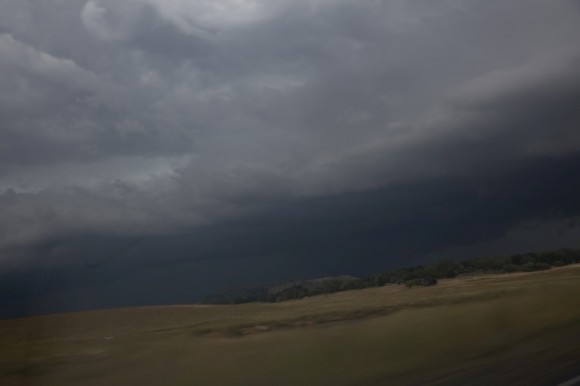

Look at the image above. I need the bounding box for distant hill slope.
[203,275,360,304]
[203,248,580,304]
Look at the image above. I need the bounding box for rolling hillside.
[2,264,580,385]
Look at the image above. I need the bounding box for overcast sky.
[2,0,580,316]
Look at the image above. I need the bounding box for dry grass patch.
[1,265,580,386]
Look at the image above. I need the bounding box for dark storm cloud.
[2,0,580,315]
[4,152,580,317]
[316,52,580,191]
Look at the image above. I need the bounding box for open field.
[2,265,580,385]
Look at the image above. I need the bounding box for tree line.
[203,248,580,304]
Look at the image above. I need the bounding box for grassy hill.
[2,265,580,385]
[203,248,580,304]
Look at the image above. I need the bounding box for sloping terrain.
[2,265,580,386]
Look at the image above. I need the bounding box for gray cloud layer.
[2,0,580,315]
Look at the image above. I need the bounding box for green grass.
[2,265,580,385]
